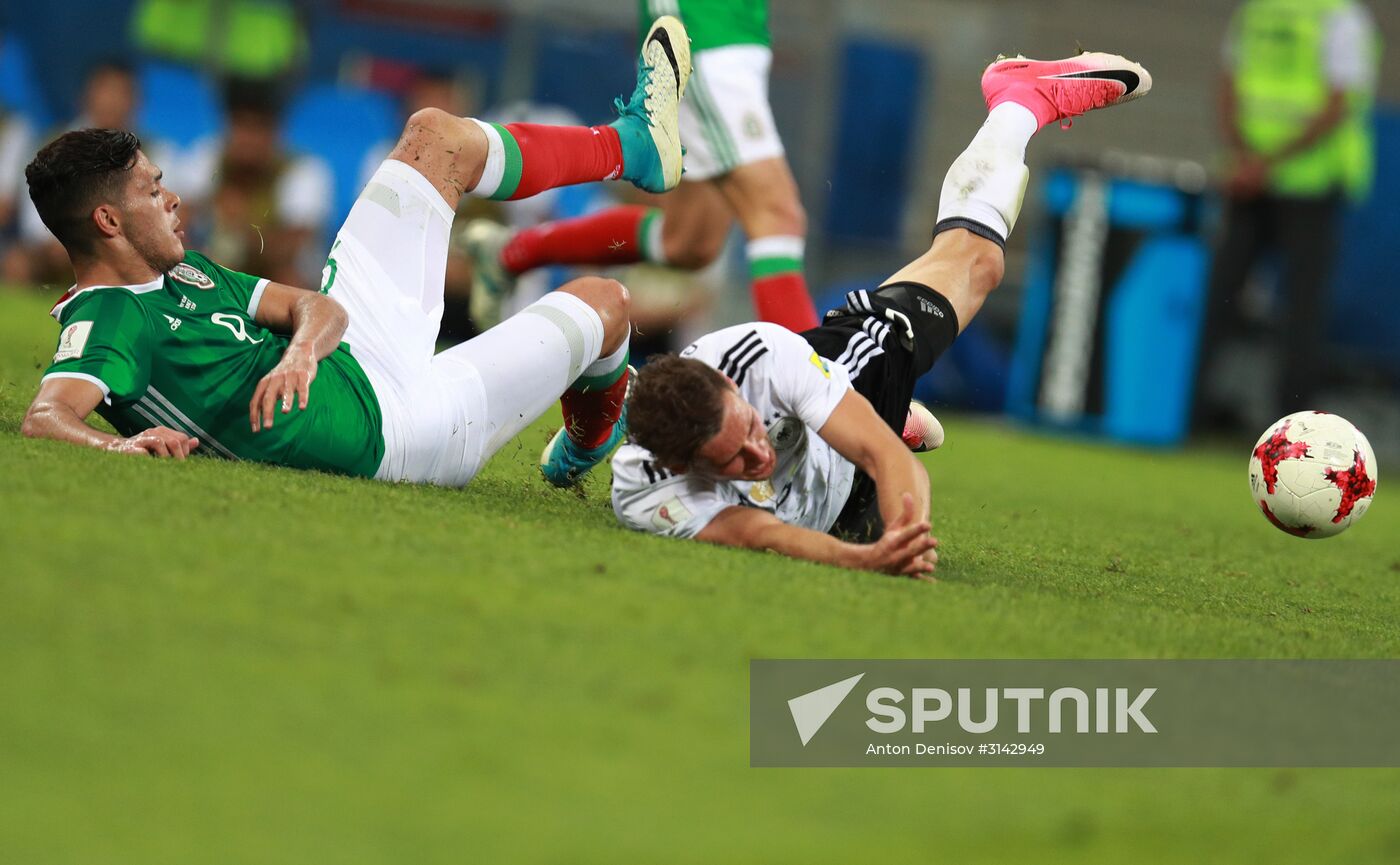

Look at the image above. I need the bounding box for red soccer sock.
[472,122,625,201]
[501,205,658,275]
[752,271,819,331]
[748,235,818,331]
[561,364,630,450]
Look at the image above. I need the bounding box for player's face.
[119,150,185,272]
[693,388,777,481]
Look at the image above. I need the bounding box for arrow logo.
[787,673,864,746]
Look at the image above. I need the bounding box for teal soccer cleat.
[540,401,629,488]
[460,218,516,331]
[612,15,691,194]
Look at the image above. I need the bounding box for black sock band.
[933,217,1007,251]
[872,282,961,376]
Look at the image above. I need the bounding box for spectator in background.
[3,61,177,285]
[182,78,332,287]
[0,100,36,238]
[1196,0,1381,428]
[0,33,40,237]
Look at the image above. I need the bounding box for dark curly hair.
[25,128,142,253]
[628,354,731,468]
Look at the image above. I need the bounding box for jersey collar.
[49,273,166,322]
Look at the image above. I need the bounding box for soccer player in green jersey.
[20,18,691,486]
[463,0,818,336]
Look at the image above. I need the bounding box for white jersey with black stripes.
[611,323,857,539]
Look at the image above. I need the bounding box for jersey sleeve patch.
[649,496,694,532]
[52,320,93,362]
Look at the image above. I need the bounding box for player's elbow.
[20,401,52,440]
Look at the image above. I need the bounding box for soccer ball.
[1248,411,1378,538]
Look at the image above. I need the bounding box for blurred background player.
[462,0,816,335]
[1195,0,1381,428]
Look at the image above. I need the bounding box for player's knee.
[561,276,630,342]
[398,107,467,151]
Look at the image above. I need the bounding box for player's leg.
[475,41,815,332]
[883,52,1153,341]
[463,179,734,331]
[458,16,692,327]
[684,41,817,331]
[710,155,816,331]
[462,40,736,333]
[425,276,631,486]
[330,17,688,483]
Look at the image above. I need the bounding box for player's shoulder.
[683,322,807,382]
[611,442,682,488]
[50,281,156,326]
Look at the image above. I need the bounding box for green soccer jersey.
[640,0,769,51]
[42,250,384,477]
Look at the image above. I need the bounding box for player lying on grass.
[599,52,1153,577]
[21,18,690,486]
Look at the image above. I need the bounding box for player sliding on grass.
[604,52,1153,577]
[20,18,691,486]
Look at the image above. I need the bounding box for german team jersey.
[611,323,855,539]
[640,0,769,51]
[41,250,384,477]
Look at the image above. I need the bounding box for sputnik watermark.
[751,660,1400,767]
[864,685,1155,735]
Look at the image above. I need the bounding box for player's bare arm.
[248,282,349,432]
[696,493,936,578]
[815,388,932,538]
[21,377,199,458]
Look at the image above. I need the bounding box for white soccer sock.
[936,103,1038,242]
[641,212,667,264]
[468,118,508,198]
[579,331,630,381]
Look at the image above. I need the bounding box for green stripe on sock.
[572,349,630,392]
[749,255,803,279]
[490,122,523,201]
[638,208,663,261]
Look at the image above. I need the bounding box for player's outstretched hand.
[111,426,200,459]
[862,492,938,580]
[250,350,319,432]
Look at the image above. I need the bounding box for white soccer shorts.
[679,45,786,180]
[328,159,606,487]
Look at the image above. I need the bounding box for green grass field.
[2,285,1398,864]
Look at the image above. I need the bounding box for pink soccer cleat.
[902,401,945,453]
[981,52,1152,130]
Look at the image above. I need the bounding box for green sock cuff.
[749,255,803,280]
[488,122,523,201]
[572,348,630,392]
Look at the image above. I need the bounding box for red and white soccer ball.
[1248,411,1379,538]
